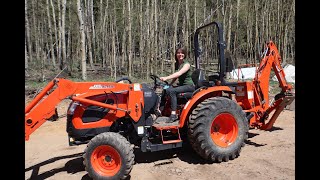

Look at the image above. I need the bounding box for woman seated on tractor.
[160,47,195,123]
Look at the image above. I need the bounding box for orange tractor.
[25,21,295,180]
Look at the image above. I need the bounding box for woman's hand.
[160,77,167,81]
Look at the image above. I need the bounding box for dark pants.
[165,85,195,111]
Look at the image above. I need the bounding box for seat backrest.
[191,69,205,89]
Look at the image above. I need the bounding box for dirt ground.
[25,99,295,180]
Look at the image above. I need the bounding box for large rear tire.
[83,132,134,180]
[188,97,248,162]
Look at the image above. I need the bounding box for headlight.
[67,101,80,115]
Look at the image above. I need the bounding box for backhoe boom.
[252,41,294,129]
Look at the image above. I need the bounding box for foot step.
[153,117,179,129]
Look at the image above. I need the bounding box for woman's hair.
[174,47,187,70]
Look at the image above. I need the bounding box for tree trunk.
[67,0,73,73]
[154,0,158,75]
[222,0,226,39]
[61,0,67,70]
[50,0,59,67]
[121,0,127,69]
[184,0,190,49]
[158,0,163,75]
[254,0,259,60]
[25,0,32,65]
[127,0,132,78]
[266,3,269,41]
[172,0,181,73]
[246,1,250,63]
[101,2,108,69]
[46,0,56,69]
[283,1,294,65]
[139,0,144,77]
[85,0,96,73]
[146,0,150,78]
[98,0,103,67]
[234,0,240,56]
[194,0,197,32]
[57,0,62,69]
[111,21,117,80]
[150,0,155,75]
[77,0,87,80]
[89,0,97,63]
[25,37,28,69]
[86,25,96,72]
[226,1,232,51]
[31,1,40,62]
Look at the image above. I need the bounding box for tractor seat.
[177,69,206,99]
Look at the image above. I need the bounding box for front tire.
[83,132,134,180]
[188,97,248,162]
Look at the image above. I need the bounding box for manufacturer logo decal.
[89,84,115,89]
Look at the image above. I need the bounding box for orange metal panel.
[235,81,254,110]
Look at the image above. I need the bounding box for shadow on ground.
[25,152,87,180]
[134,142,213,166]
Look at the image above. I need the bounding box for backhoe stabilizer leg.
[260,95,295,130]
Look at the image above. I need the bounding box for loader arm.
[25,78,79,141]
[252,41,295,129]
[25,78,144,140]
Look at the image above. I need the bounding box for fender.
[178,86,234,127]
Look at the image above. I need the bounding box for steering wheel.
[150,74,169,87]
[115,77,132,84]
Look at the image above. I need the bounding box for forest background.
[24,0,295,89]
